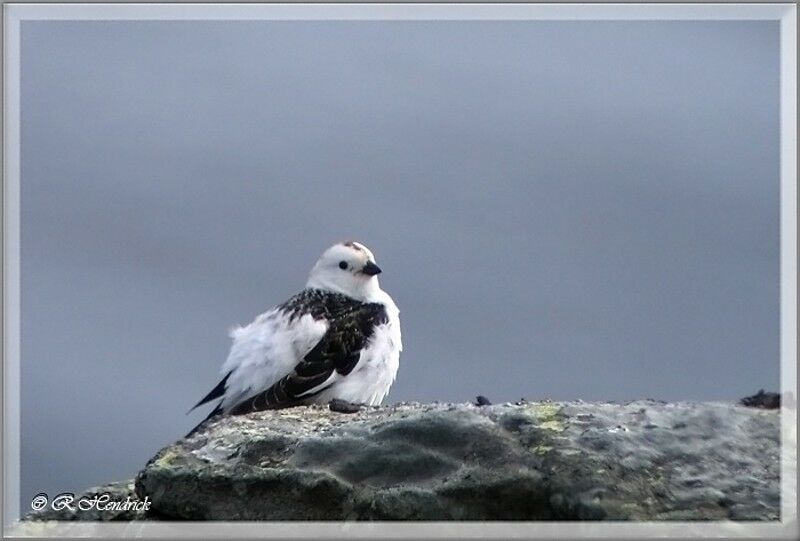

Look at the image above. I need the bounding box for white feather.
[219,310,327,412]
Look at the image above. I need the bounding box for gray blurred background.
[21,20,779,509]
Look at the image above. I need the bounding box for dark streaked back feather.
[277,288,370,322]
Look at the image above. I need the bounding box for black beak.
[362,261,382,276]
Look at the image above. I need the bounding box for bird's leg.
[328,398,363,414]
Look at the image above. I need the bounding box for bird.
[188,241,402,434]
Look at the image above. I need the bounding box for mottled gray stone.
[126,401,781,521]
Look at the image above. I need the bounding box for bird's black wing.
[228,302,388,415]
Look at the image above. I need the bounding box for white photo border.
[2,2,797,538]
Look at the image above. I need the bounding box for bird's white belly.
[311,322,400,406]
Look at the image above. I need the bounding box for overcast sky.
[20,20,779,510]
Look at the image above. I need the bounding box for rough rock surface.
[126,400,781,521]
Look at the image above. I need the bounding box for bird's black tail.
[185,402,224,439]
[184,371,232,437]
[187,371,232,414]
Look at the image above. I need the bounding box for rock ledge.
[30,400,782,521]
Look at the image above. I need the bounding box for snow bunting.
[189,241,402,429]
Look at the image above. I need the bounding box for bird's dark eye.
[338,261,348,270]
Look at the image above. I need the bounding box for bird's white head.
[306,241,383,301]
